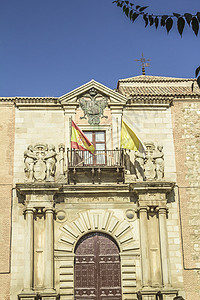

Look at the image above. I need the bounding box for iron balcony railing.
[67,149,125,168]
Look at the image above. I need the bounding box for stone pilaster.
[158,207,171,287]
[44,208,55,292]
[23,208,35,292]
[139,207,151,287]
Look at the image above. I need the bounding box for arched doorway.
[74,232,122,300]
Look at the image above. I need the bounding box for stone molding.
[55,209,139,299]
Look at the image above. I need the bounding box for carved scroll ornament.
[24,144,57,182]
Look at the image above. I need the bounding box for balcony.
[67,149,125,184]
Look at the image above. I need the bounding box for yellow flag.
[120,120,145,153]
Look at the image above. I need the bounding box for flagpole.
[116,117,119,149]
[69,116,72,150]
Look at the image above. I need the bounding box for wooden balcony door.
[83,131,106,165]
[74,232,122,300]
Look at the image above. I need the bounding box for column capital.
[137,206,148,213]
[158,207,168,215]
[23,207,36,216]
[44,208,55,214]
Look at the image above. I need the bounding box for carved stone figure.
[144,142,156,181]
[24,145,36,182]
[24,144,57,182]
[79,88,108,125]
[135,151,145,181]
[133,142,165,181]
[153,145,164,180]
[45,145,57,182]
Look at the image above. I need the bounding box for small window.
[83,131,106,165]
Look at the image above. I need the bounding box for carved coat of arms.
[79,88,108,125]
[24,144,57,182]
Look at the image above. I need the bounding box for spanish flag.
[71,121,95,154]
[120,120,145,153]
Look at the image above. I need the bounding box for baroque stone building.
[0,75,200,300]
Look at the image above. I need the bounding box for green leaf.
[125,1,129,4]
[192,17,199,36]
[177,17,185,36]
[161,17,166,27]
[135,5,140,9]
[123,5,126,12]
[195,66,200,78]
[166,17,173,33]
[132,12,139,22]
[173,13,181,18]
[197,12,200,22]
[130,3,134,7]
[143,14,148,27]
[184,13,192,26]
[197,76,200,88]
[155,17,159,29]
[125,7,129,17]
[139,6,148,12]
[161,15,168,27]
[129,10,133,20]
[149,15,154,26]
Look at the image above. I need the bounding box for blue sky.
[0,0,199,96]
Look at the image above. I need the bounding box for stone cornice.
[16,183,130,196]
[130,181,175,193]
[126,96,173,107]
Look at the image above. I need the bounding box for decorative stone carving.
[135,151,145,181]
[79,87,108,125]
[144,142,156,181]
[134,142,164,181]
[153,145,164,180]
[24,144,57,182]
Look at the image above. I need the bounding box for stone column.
[159,207,171,287]
[139,207,151,287]
[44,208,55,292]
[23,208,34,291]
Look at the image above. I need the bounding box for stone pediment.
[59,79,127,107]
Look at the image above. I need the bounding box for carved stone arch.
[57,209,138,253]
[74,229,121,254]
[55,209,139,300]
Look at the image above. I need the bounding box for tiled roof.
[118,86,200,97]
[117,75,200,98]
[117,75,195,83]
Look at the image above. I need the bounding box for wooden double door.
[74,232,122,300]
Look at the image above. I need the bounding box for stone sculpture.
[153,145,164,180]
[24,145,36,182]
[79,88,108,125]
[24,144,57,182]
[134,142,164,181]
[135,151,145,181]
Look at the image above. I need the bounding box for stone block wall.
[0,104,15,300]
[14,109,65,182]
[123,108,176,181]
[172,99,200,299]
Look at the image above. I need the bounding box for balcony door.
[83,131,106,165]
[74,232,122,300]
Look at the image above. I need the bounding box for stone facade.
[0,76,200,300]
[172,99,200,299]
[0,103,15,300]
